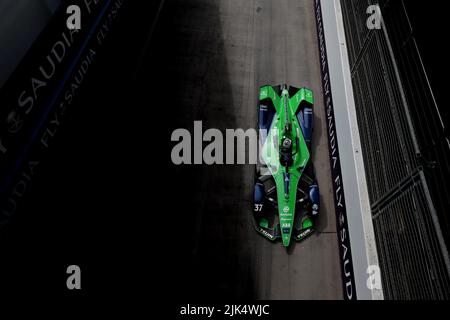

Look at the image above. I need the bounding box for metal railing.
[340,0,450,300]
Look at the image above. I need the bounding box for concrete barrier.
[314,0,384,300]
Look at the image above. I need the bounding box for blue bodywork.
[309,185,319,205]
[254,183,265,204]
[297,107,313,145]
[259,104,275,145]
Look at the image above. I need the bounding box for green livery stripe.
[259,85,281,112]
[290,87,314,114]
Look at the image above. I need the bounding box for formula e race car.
[253,85,319,247]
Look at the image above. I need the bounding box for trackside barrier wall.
[0,0,61,87]
[0,0,128,225]
[315,0,384,300]
[340,0,450,300]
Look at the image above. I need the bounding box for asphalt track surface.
[146,0,343,299]
[0,0,342,299]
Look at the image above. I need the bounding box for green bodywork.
[259,86,314,247]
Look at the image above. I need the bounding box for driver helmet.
[282,138,292,150]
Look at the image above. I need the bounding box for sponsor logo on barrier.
[0,0,125,222]
[6,111,24,134]
[3,27,78,136]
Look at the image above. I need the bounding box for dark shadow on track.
[135,0,255,299]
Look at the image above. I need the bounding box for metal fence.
[340,0,450,300]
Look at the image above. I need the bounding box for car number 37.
[254,204,263,212]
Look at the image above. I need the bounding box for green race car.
[253,85,319,247]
